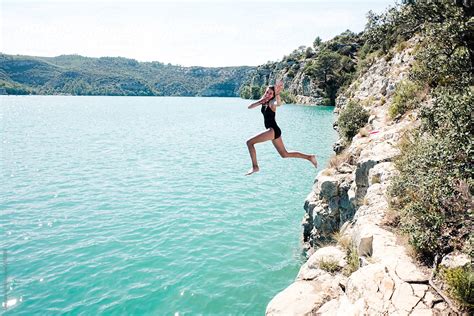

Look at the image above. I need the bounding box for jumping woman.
[245,80,318,176]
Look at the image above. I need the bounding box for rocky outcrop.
[242,33,361,105]
[266,37,458,315]
[245,60,325,105]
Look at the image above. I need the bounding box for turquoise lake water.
[1,96,336,315]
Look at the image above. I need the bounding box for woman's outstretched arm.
[247,100,261,109]
[248,95,271,109]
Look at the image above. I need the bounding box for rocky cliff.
[239,31,361,106]
[243,60,326,105]
[265,36,470,315]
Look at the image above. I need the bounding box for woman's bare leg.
[271,137,318,168]
[245,128,275,175]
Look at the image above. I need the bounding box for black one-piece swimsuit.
[261,104,282,139]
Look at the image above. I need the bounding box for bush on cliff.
[388,80,425,118]
[439,265,474,309]
[239,85,264,99]
[387,0,472,266]
[389,87,473,262]
[279,90,297,104]
[336,100,369,141]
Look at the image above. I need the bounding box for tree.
[314,51,341,84]
[313,36,322,48]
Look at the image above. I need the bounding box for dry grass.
[395,40,408,53]
[355,196,366,207]
[343,246,360,276]
[395,231,418,260]
[381,207,400,228]
[321,168,336,176]
[371,174,381,184]
[359,127,370,137]
[332,230,360,277]
[366,256,378,264]
[332,230,352,250]
[340,236,352,250]
[327,149,351,169]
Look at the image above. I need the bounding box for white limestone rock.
[266,274,343,315]
[440,252,471,269]
[306,246,347,270]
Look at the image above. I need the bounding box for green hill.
[0,53,255,96]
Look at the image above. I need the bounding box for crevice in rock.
[338,282,346,292]
[409,296,424,315]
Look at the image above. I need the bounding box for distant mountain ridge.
[0,53,255,97]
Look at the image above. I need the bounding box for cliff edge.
[266,35,469,315]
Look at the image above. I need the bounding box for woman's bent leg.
[245,129,275,175]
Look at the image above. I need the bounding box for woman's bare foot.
[245,166,260,176]
[309,155,318,168]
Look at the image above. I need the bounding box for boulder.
[306,246,347,270]
[266,275,343,315]
[345,264,394,314]
[318,175,339,199]
[440,252,471,269]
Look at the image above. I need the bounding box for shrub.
[337,100,370,141]
[280,90,297,104]
[318,258,341,273]
[388,80,424,118]
[239,85,251,99]
[388,89,472,261]
[371,174,381,184]
[439,265,474,309]
[321,97,332,106]
[386,0,472,267]
[343,246,360,276]
[355,50,380,78]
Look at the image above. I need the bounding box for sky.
[1,0,396,67]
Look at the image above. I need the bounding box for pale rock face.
[391,282,422,313]
[294,95,325,105]
[303,173,356,244]
[265,275,343,315]
[317,295,365,316]
[440,252,471,269]
[297,266,329,281]
[410,307,433,316]
[368,162,396,186]
[346,264,393,313]
[306,246,347,270]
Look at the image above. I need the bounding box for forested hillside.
[0,54,254,97]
